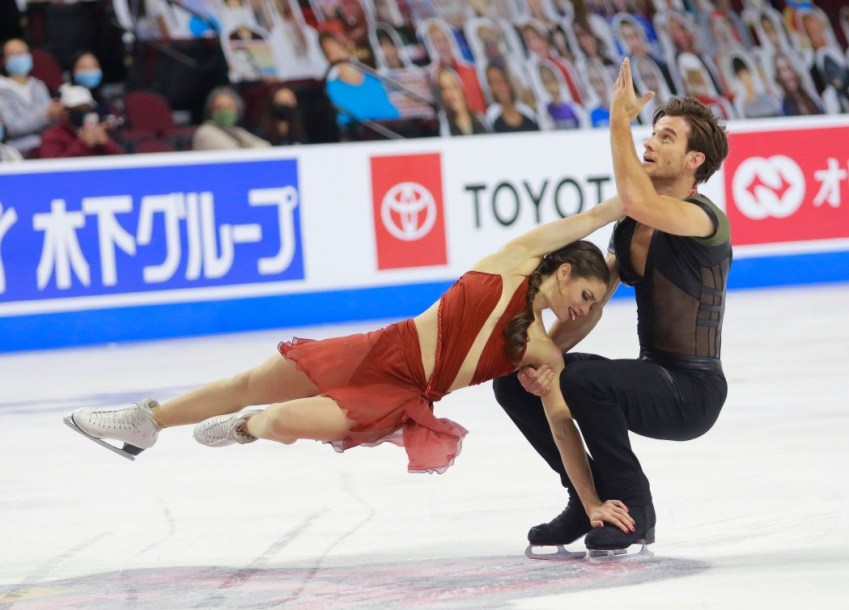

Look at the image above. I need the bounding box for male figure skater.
[494,58,732,555]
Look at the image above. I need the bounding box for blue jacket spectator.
[318,31,399,128]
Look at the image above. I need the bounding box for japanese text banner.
[0,158,304,304]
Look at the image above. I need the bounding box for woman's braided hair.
[504,240,610,363]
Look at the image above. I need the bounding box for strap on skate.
[525,544,586,561]
[63,416,142,461]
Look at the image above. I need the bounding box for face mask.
[69,110,88,129]
[74,70,102,90]
[272,104,295,121]
[5,53,33,76]
[212,108,237,127]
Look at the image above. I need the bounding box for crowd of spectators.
[1,0,849,162]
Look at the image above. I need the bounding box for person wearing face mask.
[0,112,24,162]
[37,85,124,159]
[0,38,63,156]
[192,86,271,151]
[69,50,121,123]
[255,87,307,146]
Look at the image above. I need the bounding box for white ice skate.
[64,399,162,461]
[193,409,262,447]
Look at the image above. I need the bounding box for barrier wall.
[2,115,848,352]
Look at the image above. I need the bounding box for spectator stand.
[29,47,63,95]
[110,0,229,125]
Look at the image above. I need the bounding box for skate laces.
[89,403,147,430]
[198,412,254,443]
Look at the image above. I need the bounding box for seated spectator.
[614,16,678,95]
[318,31,400,128]
[0,110,23,162]
[375,25,407,70]
[465,18,537,110]
[753,8,791,53]
[420,17,488,114]
[484,62,540,133]
[794,8,841,93]
[69,51,121,123]
[572,17,617,75]
[192,86,271,151]
[432,66,489,136]
[697,0,749,55]
[255,86,308,146]
[729,54,782,118]
[771,49,824,116]
[656,10,726,95]
[677,52,736,119]
[817,49,849,114]
[373,25,435,120]
[38,85,124,158]
[0,38,63,156]
[535,61,583,130]
[521,19,585,105]
[578,58,614,128]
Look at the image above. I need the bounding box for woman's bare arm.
[529,340,635,532]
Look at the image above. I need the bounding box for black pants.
[493,353,727,505]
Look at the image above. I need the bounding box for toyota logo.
[381,181,437,241]
[732,155,805,220]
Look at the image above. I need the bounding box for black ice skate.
[524,498,592,560]
[584,503,656,561]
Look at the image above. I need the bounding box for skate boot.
[64,399,162,461]
[193,409,262,447]
[584,503,656,561]
[525,497,591,560]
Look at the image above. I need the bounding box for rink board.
[1,116,848,351]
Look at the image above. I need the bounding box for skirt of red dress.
[278,319,468,474]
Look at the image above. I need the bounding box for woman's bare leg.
[154,354,319,428]
[243,396,355,445]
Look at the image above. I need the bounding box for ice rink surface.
[1,283,848,609]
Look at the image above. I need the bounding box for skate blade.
[63,415,143,461]
[587,541,654,563]
[525,544,587,561]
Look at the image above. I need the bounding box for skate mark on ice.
[7,532,111,594]
[134,501,177,558]
[277,472,378,606]
[190,508,329,609]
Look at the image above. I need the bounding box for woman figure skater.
[65,199,635,534]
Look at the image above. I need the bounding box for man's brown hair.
[652,97,729,184]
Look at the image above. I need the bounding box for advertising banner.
[0,158,304,309]
[725,124,849,246]
[370,152,447,271]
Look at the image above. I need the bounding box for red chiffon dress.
[279,271,529,473]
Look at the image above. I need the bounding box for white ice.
[1,283,848,609]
